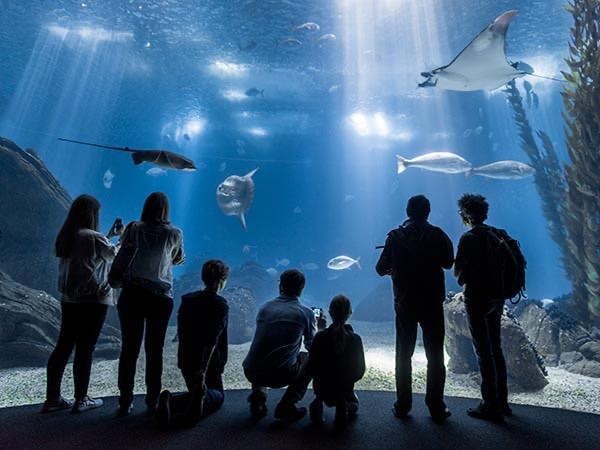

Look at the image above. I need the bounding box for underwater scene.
[1,0,599,414]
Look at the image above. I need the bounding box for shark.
[58,138,196,171]
[216,168,259,231]
[419,10,529,91]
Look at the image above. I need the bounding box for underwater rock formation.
[511,300,600,378]
[222,286,258,345]
[0,137,71,297]
[0,270,120,369]
[353,282,395,322]
[444,294,548,391]
[560,0,600,324]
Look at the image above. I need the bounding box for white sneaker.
[72,396,103,414]
[41,397,74,413]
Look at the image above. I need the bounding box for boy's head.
[279,269,306,297]
[202,260,230,291]
[457,193,489,226]
[406,195,431,221]
[329,294,352,325]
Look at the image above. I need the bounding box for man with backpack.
[376,195,454,422]
[455,193,526,422]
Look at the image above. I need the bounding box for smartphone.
[312,307,323,319]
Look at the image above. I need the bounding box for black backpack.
[481,226,527,304]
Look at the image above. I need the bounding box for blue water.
[0,0,572,304]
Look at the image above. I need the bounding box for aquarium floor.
[0,390,598,450]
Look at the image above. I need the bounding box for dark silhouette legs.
[46,303,107,402]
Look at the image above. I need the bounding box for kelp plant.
[560,0,600,324]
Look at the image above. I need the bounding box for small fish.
[278,38,303,47]
[238,40,257,53]
[293,206,302,214]
[242,244,256,254]
[396,152,472,174]
[492,143,500,152]
[328,84,341,93]
[327,273,342,281]
[103,169,115,189]
[327,255,361,271]
[541,298,554,308]
[197,162,208,169]
[344,194,355,203]
[266,268,278,277]
[245,88,264,97]
[291,21,320,32]
[276,258,290,268]
[470,161,536,179]
[183,133,191,142]
[146,167,168,177]
[575,183,595,197]
[523,80,533,92]
[301,263,319,271]
[532,92,539,109]
[488,132,493,139]
[219,162,227,172]
[463,128,473,138]
[474,126,483,136]
[315,33,336,47]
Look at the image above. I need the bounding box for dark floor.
[0,390,598,450]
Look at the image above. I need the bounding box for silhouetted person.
[156,260,229,428]
[116,192,185,417]
[376,195,454,421]
[307,295,366,429]
[43,195,122,414]
[455,193,510,422]
[243,269,326,421]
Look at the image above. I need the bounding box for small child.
[156,259,230,428]
[307,295,366,429]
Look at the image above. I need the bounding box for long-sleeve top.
[177,290,229,391]
[58,228,118,305]
[376,219,454,304]
[308,324,366,398]
[120,221,185,298]
[243,295,316,373]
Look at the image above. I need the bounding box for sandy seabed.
[1,321,599,414]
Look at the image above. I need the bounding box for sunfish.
[418,10,528,91]
[396,152,472,174]
[327,256,361,271]
[58,137,196,171]
[216,168,259,231]
[470,161,536,179]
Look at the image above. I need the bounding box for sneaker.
[392,402,410,418]
[430,407,452,423]
[274,403,307,422]
[41,397,74,413]
[500,403,513,417]
[156,390,171,427]
[248,393,268,419]
[72,396,103,414]
[309,399,324,425]
[117,403,134,417]
[467,403,504,422]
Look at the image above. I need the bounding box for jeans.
[245,352,311,407]
[46,303,108,401]
[117,285,173,409]
[394,301,447,414]
[465,299,507,409]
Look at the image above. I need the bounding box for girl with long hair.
[43,194,122,414]
[116,192,185,417]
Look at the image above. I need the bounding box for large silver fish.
[470,160,536,179]
[327,255,361,271]
[216,168,259,231]
[396,152,472,174]
[419,11,528,91]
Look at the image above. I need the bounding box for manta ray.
[419,10,530,91]
[58,137,196,171]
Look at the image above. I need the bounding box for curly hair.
[457,193,489,225]
[202,260,230,287]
